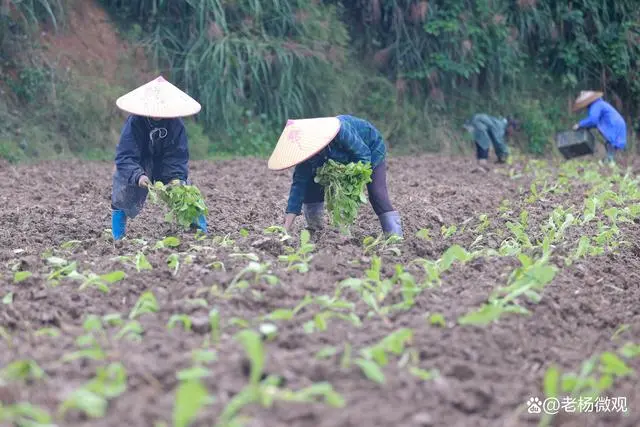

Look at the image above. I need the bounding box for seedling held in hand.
[314,160,373,235]
[147,180,208,229]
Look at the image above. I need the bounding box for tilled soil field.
[1,155,639,427]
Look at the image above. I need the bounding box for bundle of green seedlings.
[147,180,208,229]
[314,160,373,234]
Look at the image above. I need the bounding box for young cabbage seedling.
[129,291,159,319]
[278,229,315,272]
[264,225,291,242]
[362,234,403,256]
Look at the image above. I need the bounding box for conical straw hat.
[268,117,341,170]
[116,76,201,118]
[572,90,603,112]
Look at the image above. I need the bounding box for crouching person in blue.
[571,90,627,164]
[267,115,403,237]
[111,76,207,240]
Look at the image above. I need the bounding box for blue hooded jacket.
[286,115,386,215]
[114,115,189,185]
[111,115,189,218]
[578,98,627,149]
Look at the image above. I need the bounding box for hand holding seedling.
[138,175,151,188]
[147,181,209,229]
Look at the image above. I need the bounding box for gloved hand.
[138,175,151,188]
[168,179,186,188]
[572,123,580,131]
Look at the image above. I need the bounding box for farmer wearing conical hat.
[571,90,627,163]
[110,76,207,240]
[268,115,403,237]
[463,114,517,172]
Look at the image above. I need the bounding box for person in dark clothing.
[463,113,516,172]
[110,76,207,240]
[267,115,402,237]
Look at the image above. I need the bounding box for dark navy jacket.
[286,115,386,215]
[114,115,189,186]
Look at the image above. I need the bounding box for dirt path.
[0,155,639,427]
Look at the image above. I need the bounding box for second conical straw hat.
[268,117,342,170]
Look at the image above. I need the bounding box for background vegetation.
[1,0,638,163]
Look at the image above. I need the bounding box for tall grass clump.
[1,0,65,50]
[99,0,350,135]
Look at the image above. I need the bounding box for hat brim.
[268,117,341,171]
[116,76,202,118]
[572,91,603,112]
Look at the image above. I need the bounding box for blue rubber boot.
[379,211,403,238]
[112,209,127,240]
[192,214,208,234]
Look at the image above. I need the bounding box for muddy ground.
[0,155,639,427]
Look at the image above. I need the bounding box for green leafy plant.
[440,225,457,238]
[129,291,159,319]
[173,377,212,427]
[0,402,53,426]
[216,329,344,426]
[416,228,432,240]
[46,257,79,285]
[409,367,439,381]
[73,270,126,293]
[167,253,181,275]
[428,313,446,327]
[209,309,221,344]
[115,321,144,342]
[58,363,127,420]
[538,346,639,427]
[474,214,491,233]
[278,230,315,272]
[264,225,291,242]
[228,261,279,292]
[3,292,13,305]
[85,363,128,399]
[168,315,193,332]
[1,360,45,382]
[113,252,152,272]
[13,271,32,283]
[314,160,373,234]
[354,328,414,385]
[362,234,403,256]
[154,236,181,250]
[148,181,208,229]
[458,253,557,326]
